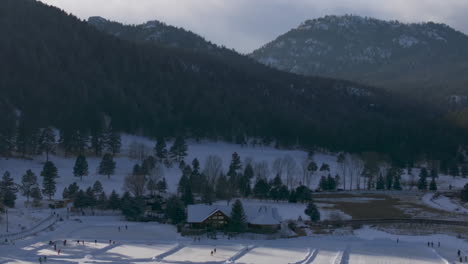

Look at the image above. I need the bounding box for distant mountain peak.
[251,15,468,106]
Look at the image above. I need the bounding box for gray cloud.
[40,0,468,53]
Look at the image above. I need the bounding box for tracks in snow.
[224,245,256,264]
[153,243,185,261]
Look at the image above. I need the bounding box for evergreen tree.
[307,161,318,174]
[295,185,313,202]
[85,187,96,208]
[253,179,270,199]
[393,173,402,190]
[430,168,439,179]
[97,192,107,209]
[201,184,214,205]
[319,176,328,191]
[376,173,385,190]
[41,161,58,200]
[181,183,194,205]
[228,152,242,175]
[104,127,121,155]
[228,199,247,233]
[319,163,330,173]
[271,174,283,188]
[327,175,337,191]
[461,164,468,178]
[73,190,87,209]
[304,201,320,222]
[385,169,394,190]
[1,171,18,208]
[107,190,121,210]
[157,178,167,193]
[169,136,188,162]
[418,168,428,190]
[121,196,146,221]
[31,186,42,206]
[20,169,38,204]
[98,153,116,179]
[278,185,290,201]
[177,168,190,195]
[244,163,254,180]
[461,184,468,202]
[165,195,186,224]
[92,180,104,197]
[449,162,459,177]
[238,173,251,197]
[67,182,79,199]
[73,154,89,181]
[62,187,70,199]
[288,190,297,203]
[215,173,232,201]
[429,177,438,191]
[147,178,158,196]
[90,129,105,156]
[154,137,168,163]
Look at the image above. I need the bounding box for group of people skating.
[457,249,468,263]
[210,247,217,256]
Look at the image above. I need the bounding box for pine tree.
[201,184,214,205]
[165,195,186,224]
[98,153,116,179]
[62,187,70,199]
[430,168,439,179]
[385,169,394,190]
[461,164,468,178]
[169,136,187,162]
[449,162,459,177]
[67,182,79,199]
[393,173,402,190]
[92,180,104,197]
[39,127,56,161]
[30,186,42,207]
[228,199,247,233]
[97,192,107,209]
[90,129,105,156]
[376,173,385,190]
[104,127,121,155]
[319,176,328,191]
[429,177,438,191]
[244,164,254,180]
[85,187,96,208]
[147,178,157,196]
[295,185,313,202]
[327,175,337,191]
[157,178,167,193]
[21,169,38,204]
[1,171,18,208]
[73,190,87,209]
[41,161,58,200]
[319,163,330,173]
[73,154,89,181]
[154,137,168,163]
[181,183,194,206]
[461,184,468,202]
[228,152,242,174]
[418,168,428,190]
[215,173,232,201]
[107,190,121,210]
[305,201,320,222]
[253,179,270,199]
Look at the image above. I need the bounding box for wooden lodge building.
[187,204,282,231]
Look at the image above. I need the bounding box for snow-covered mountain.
[251,15,468,106]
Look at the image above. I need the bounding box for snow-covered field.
[1,216,467,264]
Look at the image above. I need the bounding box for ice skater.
[118,226,121,232]
[38,257,42,264]
[125,225,128,230]
[58,249,61,255]
[211,251,213,256]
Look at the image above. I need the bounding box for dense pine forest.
[0,0,467,166]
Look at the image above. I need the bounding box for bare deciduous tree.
[253,161,270,180]
[283,155,297,189]
[128,141,151,161]
[203,155,223,184]
[124,173,147,197]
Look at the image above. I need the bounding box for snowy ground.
[422,193,468,214]
[1,216,468,264]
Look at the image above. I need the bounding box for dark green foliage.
[39,127,56,160]
[169,136,188,163]
[98,153,116,179]
[165,195,186,224]
[62,187,69,200]
[20,169,38,203]
[121,196,146,221]
[430,168,439,179]
[238,173,251,197]
[104,128,121,155]
[376,173,385,190]
[244,164,254,179]
[1,171,18,208]
[307,161,318,173]
[85,187,97,208]
[73,190,87,209]
[92,181,104,196]
[157,178,168,193]
[253,179,270,199]
[67,182,80,199]
[154,137,168,162]
[288,190,297,203]
[429,177,438,191]
[319,163,330,173]
[449,162,460,177]
[418,168,428,190]
[107,190,121,210]
[73,155,89,181]
[228,200,247,233]
[201,184,214,205]
[461,165,468,178]
[30,186,42,206]
[295,185,313,202]
[461,184,468,202]
[304,202,320,222]
[393,173,402,190]
[41,161,58,199]
[147,179,157,196]
[215,173,232,201]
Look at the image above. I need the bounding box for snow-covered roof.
[187,204,282,226]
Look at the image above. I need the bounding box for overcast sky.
[40,0,468,54]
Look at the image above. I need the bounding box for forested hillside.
[251,15,468,107]
[0,0,465,164]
